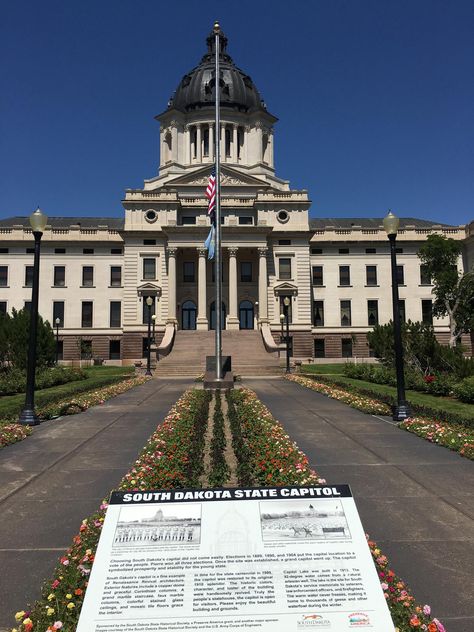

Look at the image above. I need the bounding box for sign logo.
[349,612,370,626]
[297,614,331,628]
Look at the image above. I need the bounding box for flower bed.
[400,417,474,459]
[12,389,210,632]
[0,422,32,448]
[286,374,391,415]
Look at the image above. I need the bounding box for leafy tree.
[418,234,474,347]
[3,308,55,370]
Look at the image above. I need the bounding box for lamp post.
[383,210,411,421]
[283,296,291,374]
[55,317,60,364]
[145,296,153,377]
[151,314,156,344]
[19,207,48,425]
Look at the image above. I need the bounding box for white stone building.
[0,28,472,363]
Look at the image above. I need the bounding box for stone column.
[197,248,208,330]
[258,246,269,323]
[227,247,240,330]
[184,125,191,164]
[209,124,214,161]
[196,124,202,162]
[232,124,238,162]
[171,121,178,162]
[167,247,178,324]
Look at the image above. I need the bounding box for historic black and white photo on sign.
[114,503,201,547]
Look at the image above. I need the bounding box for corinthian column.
[167,247,178,324]
[197,248,208,330]
[227,247,240,330]
[232,124,238,162]
[196,124,202,162]
[258,246,269,322]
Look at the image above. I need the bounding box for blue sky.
[1,0,473,225]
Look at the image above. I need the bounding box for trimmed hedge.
[0,367,87,396]
[453,376,474,403]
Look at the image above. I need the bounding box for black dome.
[166,28,272,115]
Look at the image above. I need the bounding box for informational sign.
[76,485,394,631]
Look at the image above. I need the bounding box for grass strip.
[208,391,230,487]
[229,387,445,632]
[12,388,210,632]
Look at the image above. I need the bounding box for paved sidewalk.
[0,378,192,630]
[244,377,474,632]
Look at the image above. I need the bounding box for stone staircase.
[153,330,282,377]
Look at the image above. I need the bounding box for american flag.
[205,169,216,225]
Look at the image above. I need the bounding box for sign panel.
[77,486,394,631]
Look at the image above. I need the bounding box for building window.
[366,265,377,286]
[238,216,253,225]
[313,301,324,327]
[143,258,156,280]
[278,258,292,280]
[83,248,94,254]
[110,301,121,328]
[365,248,376,254]
[368,300,379,326]
[399,299,406,324]
[396,265,405,285]
[225,128,231,157]
[81,302,93,328]
[342,338,353,358]
[25,266,34,287]
[110,266,122,287]
[420,265,431,285]
[53,301,64,327]
[203,126,209,156]
[183,261,195,283]
[181,216,196,225]
[54,248,66,254]
[142,297,156,324]
[312,266,323,286]
[54,266,65,287]
[26,248,35,254]
[340,300,351,326]
[311,248,323,255]
[109,340,121,360]
[338,248,349,254]
[24,301,32,312]
[111,248,123,255]
[280,296,293,324]
[0,266,7,287]
[314,339,325,358]
[82,266,94,287]
[143,239,156,246]
[0,248,9,254]
[278,239,291,245]
[339,265,350,286]
[240,262,252,282]
[422,299,433,324]
[0,301,7,314]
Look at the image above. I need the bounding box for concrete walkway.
[244,377,474,632]
[0,378,192,631]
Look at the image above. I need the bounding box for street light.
[151,314,157,344]
[19,207,48,425]
[383,210,411,421]
[55,317,60,364]
[283,296,291,374]
[145,296,153,377]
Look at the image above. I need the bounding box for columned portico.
[166,247,178,324]
[196,247,208,330]
[258,246,269,322]
[227,247,240,330]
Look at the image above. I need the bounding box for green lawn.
[0,365,135,422]
[300,363,347,375]
[313,373,474,422]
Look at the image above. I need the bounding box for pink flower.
[433,619,445,632]
[423,604,431,616]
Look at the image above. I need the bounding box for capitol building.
[0,28,472,365]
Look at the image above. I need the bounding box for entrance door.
[239,300,254,329]
[182,301,197,330]
[210,301,226,330]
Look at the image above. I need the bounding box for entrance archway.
[210,301,226,330]
[182,300,197,330]
[239,300,254,330]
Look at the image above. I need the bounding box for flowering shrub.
[287,374,392,415]
[0,423,32,448]
[401,417,474,460]
[11,389,210,632]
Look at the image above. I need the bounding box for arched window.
[182,301,197,330]
[191,127,197,159]
[237,127,244,159]
[239,300,254,330]
[225,127,231,157]
[164,132,172,162]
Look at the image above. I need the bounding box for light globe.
[29,207,48,233]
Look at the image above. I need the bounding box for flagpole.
[214,21,223,381]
